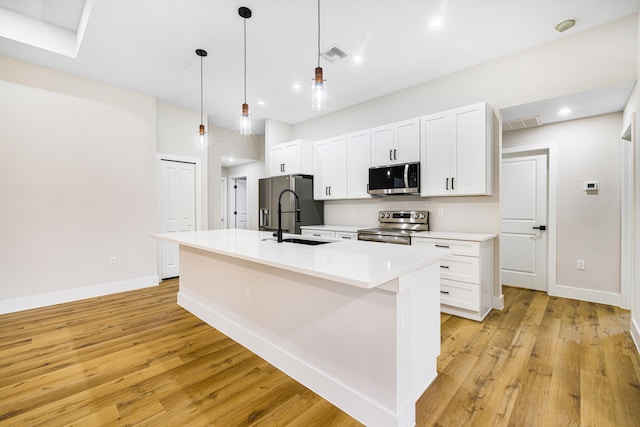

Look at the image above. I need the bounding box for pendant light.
[195,48,208,149]
[239,6,252,135]
[312,0,326,111]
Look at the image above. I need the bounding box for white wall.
[0,56,158,313]
[281,14,637,307]
[503,113,622,297]
[156,101,208,230]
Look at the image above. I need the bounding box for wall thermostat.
[583,181,600,191]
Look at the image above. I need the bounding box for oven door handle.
[358,233,411,245]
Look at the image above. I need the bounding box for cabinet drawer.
[301,229,335,238]
[335,231,357,240]
[439,254,479,284]
[440,279,479,311]
[414,238,479,256]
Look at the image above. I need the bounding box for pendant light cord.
[243,17,247,104]
[317,0,321,67]
[200,55,204,124]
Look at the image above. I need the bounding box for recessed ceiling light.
[293,83,302,91]
[430,15,444,29]
[558,107,572,116]
[555,18,576,33]
[353,55,363,63]
[257,100,266,107]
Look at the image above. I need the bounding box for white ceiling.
[0,0,639,135]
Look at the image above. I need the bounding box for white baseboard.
[0,276,159,315]
[549,284,621,307]
[631,317,640,355]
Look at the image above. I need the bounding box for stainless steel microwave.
[368,162,420,195]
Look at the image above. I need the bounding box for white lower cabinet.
[413,236,494,321]
[301,229,335,239]
[301,226,360,241]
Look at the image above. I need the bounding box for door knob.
[533,225,546,231]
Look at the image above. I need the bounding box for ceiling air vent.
[503,116,542,131]
[320,45,350,63]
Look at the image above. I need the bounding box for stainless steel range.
[357,210,429,245]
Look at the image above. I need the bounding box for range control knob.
[419,213,425,219]
[379,212,385,219]
[385,213,391,218]
[413,213,419,219]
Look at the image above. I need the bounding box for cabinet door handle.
[325,186,329,196]
[393,149,397,160]
[435,244,450,248]
[440,290,450,295]
[341,236,351,239]
[313,233,321,237]
[389,149,393,161]
[329,186,332,196]
[451,177,455,190]
[533,225,547,231]
[446,177,449,190]
[440,265,450,269]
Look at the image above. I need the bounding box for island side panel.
[177,245,408,426]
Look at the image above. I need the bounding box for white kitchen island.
[153,229,450,427]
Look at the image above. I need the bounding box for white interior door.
[501,154,548,291]
[160,160,196,279]
[234,177,248,229]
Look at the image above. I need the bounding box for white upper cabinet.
[421,102,493,197]
[346,129,372,199]
[313,136,347,200]
[269,139,313,176]
[370,118,420,166]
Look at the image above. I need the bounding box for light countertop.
[153,229,450,289]
[413,231,496,242]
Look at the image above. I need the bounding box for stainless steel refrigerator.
[259,175,323,234]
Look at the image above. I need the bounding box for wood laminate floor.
[1,279,639,426]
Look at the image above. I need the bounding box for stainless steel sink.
[281,238,333,246]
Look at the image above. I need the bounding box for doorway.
[229,176,248,229]
[158,157,199,279]
[501,152,549,291]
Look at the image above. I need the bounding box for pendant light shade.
[239,7,252,135]
[196,49,208,149]
[312,0,326,111]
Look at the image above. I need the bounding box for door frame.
[502,144,557,297]
[220,177,228,229]
[620,114,635,310]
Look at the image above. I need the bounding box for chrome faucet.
[276,189,301,242]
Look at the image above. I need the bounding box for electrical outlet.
[109,257,117,267]
[577,259,585,270]
[437,208,444,217]
[245,287,251,302]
